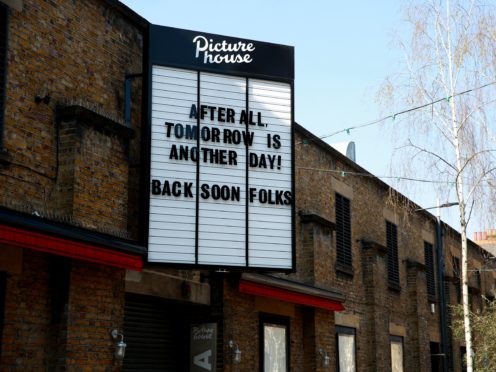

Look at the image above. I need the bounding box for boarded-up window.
[390,336,404,372]
[386,221,400,286]
[424,241,436,299]
[337,326,356,372]
[261,315,289,372]
[336,193,352,269]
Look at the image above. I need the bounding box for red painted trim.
[0,224,142,271]
[239,280,345,311]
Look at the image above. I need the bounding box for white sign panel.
[147,26,294,269]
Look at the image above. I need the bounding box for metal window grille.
[386,221,400,286]
[424,242,436,298]
[335,193,352,269]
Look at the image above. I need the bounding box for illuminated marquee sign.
[147,25,294,269]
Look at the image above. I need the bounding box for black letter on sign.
[184,182,193,198]
[169,144,178,160]
[273,134,281,149]
[249,188,257,203]
[284,191,293,205]
[152,180,161,195]
[239,110,247,124]
[201,184,210,199]
[165,122,174,137]
[172,181,181,197]
[189,104,198,119]
[201,105,209,120]
[249,152,258,167]
[226,108,235,123]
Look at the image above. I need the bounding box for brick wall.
[1,251,52,370]
[224,125,463,371]
[223,278,307,372]
[0,0,145,370]
[0,250,125,371]
[65,260,125,372]
[0,0,143,236]
[294,126,479,372]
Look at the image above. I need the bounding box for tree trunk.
[450,98,473,371]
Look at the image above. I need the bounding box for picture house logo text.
[193,35,255,64]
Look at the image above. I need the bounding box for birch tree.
[379,1,496,370]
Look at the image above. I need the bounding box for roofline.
[105,0,150,29]
[295,122,486,255]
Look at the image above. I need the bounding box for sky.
[120,0,468,234]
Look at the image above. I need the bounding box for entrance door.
[123,293,187,371]
[430,342,442,372]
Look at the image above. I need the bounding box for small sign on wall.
[190,323,217,372]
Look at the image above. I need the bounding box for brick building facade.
[0,0,494,371]
[0,0,147,370]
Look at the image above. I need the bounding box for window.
[460,346,467,372]
[336,326,356,372]
[474,269,481,289]
[453,257,461,303]
[0,271,6,358]
[390,336,404,372]
[430,342,442,372]
[386,221,400,287]
[424,242,436,299]
[0,3,8,148]
[260,315,289,372]
[335,193,352,270]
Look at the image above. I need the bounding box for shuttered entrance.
[123,293,188,372]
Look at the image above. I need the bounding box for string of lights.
[297,81,496,145]
[297,166,454,185]
[297,166,496,188]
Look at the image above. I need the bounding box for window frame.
[386,220,400,289]
[335,193,352,272]
[390,335,404,372]
[259,313,290,372]
[424,241,436,301]
[474,269,481,289]
[0,2,8,149]
[336,326,357,372]
[0,271,7,358]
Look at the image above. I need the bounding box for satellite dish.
[330,141,356,162]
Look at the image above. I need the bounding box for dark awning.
[239,273,345,311]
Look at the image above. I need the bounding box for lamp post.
[416,201,458,372]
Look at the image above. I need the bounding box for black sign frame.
[142,24,296,272]
[149,25,294,82]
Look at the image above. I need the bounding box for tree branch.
[406,139,458,173]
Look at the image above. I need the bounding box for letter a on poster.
[190,323,217,372]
